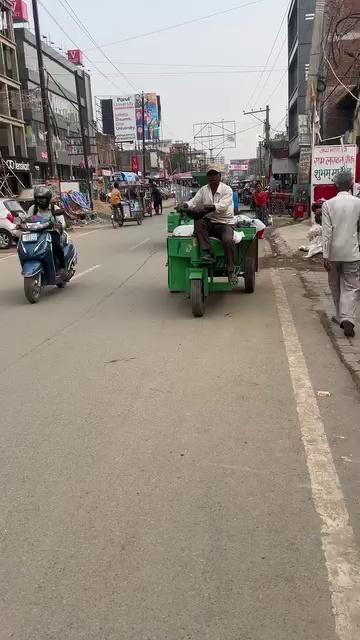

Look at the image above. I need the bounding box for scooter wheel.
[24,275,41,303]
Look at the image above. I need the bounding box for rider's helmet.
[34,185,53,210]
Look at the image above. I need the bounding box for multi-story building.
[288,0,316,160]
[15,27,95,182]
[307,0,360,145]
[0,0,30,191]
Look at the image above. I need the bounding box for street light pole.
[31,0,55,178]
[244,106,271,181]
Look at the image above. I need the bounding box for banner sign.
[298,147,312,186]
[113,95,137,144]
[135,93,160,142]
[311,145,357,185]
[67,50,84,66]
[131,156,139,173]
[12,0,28,22]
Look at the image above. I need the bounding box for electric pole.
[243,106,271,181]
[31,0,55,178]
[141,92,146,178]
[75,72,93,210]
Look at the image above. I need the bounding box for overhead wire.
[235,122,262,135]
[37,1,130,94]
[272,114,287,132]
[322,42,359,102]
[245,0,291,109]
[84,0,265,52]
[48,69,286,77]
[54,0,139,92]
[266,68,287,102]
[46,0,183,143]
[88,61,287,69]
[255,35,287,104]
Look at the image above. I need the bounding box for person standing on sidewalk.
[322,171,360,338]
[253,182,269,225]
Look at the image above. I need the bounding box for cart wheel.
[118,214,124,227]
[244,256,256,293]
[111,215,117,229]
[191,279,204,317]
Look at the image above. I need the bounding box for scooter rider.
[28,186,66,274]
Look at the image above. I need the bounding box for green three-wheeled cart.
[167,212,259,317]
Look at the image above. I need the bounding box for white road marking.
[271,268,360,640]
[76,229,99,238]
[128,238,149,252]
[0,254,16,262]
[73,264,101,280]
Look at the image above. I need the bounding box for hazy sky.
[34,0,289,160]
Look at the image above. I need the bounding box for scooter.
[17,220,77,303]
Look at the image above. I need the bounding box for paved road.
[1,212,360,639]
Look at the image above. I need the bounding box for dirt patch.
[261,230,324,272]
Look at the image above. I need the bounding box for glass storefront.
[23,42,77,96]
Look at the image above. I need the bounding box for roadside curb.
[300,274,360,392]
[271,230,360,391]
[269,228,295,257]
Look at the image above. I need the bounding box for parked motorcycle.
[17,220,77,303]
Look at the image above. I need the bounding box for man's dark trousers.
[194,217,234,272]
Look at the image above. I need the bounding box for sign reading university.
[112,95,136,144]
[5,158,30,172]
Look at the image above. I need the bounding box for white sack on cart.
[173,225,244,244]
[235,214,266,233]
[172,224,194,237]
[233,230,245,244]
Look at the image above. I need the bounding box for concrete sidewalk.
[273,222,360,388]
[273,220,312,255]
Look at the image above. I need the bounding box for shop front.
[3,157,32,194]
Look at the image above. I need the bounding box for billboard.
[311,145,357,185]
[112,95,137,144]
[135,93,160,142]
[230,159,250,171]
[230,163,249,171]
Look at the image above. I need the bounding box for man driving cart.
[179,166,237,286]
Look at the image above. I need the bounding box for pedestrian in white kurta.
[322,171,360,338]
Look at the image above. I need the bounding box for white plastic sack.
[235,214,252,224]
[172,224,194,237]
[306,242,322,258]
[233,230,245,244]
[234,214,266,233]
[173,224,244,245]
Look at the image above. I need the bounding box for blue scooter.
[17,219,77,303]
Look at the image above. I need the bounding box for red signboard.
[131,156,140,173]
[67,49,84,66]
[12,0,29,22]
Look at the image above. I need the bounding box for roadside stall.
[269,190,293,216]
[110,171,143,226]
